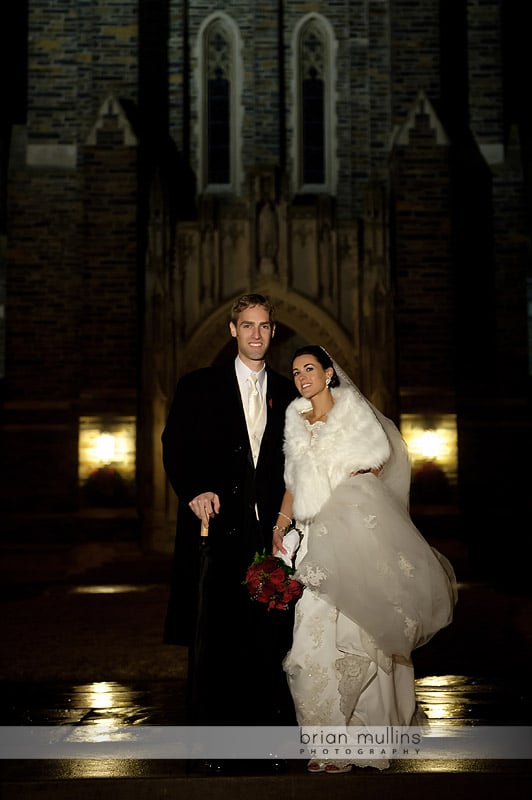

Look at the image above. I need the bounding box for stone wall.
[2,1,139,511]
[0,1,529,546]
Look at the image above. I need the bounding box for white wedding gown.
[282,391,457,769]
[284,517,419,770]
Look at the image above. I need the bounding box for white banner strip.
[0,726,531,760]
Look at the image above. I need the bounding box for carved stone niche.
[252,167,280,276]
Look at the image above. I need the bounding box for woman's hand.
[273,490,294,555]
[189,492,220,527]
[350,466,383,477]
[272,526,288,556]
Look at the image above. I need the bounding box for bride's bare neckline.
[303,403,334,425]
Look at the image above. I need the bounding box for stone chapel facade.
[1,1,530,561]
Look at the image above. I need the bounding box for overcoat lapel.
[216,364,256,471]
[256,368,285,472]
[216,363,284,473]
[216,364,246,429]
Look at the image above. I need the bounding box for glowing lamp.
[400,413,458,488]
[78,416,136,487]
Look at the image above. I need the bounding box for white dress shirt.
[235,356,267,466]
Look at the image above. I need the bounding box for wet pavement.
[1,525,531,798]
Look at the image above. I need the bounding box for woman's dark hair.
[292,345,340,387]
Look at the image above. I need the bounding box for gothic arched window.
[198,15,242,194]
[291,15,337,195]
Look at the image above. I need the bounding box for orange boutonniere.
[268,397,273,408]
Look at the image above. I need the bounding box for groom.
[162,294,298,743]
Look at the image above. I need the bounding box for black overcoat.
[162,360,297,724]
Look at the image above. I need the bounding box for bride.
[272,345,457,774]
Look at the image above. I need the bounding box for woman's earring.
[326,376,331,387]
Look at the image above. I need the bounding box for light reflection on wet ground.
[2,681,186,726]
[417,675,501,726]
[69,585,155,595]
[2,668,530,781]
[4,673,527,729]
[1,578,531,792]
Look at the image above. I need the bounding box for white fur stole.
[283,386,391,521]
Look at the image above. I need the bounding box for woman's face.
[292,354,330,399]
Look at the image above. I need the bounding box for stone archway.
[148,288,357,551]
[180,286,356,378]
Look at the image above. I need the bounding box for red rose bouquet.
[243,550,303,611]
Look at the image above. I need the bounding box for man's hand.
[189,492,220,528]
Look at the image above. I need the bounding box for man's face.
[229,304,275,369]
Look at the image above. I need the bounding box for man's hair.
[230,293,275,325]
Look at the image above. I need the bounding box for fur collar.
[284,386,391,520]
